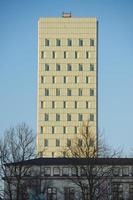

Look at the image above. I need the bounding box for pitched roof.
[6,157,133,166]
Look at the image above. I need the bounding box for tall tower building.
[37,13,98,157]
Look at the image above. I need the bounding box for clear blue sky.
[0,0,133,155]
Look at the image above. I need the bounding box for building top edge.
[38,17,98,22]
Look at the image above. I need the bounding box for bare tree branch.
[63,121,122,200]
[0,122,36,200]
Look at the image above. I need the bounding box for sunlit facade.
[37,14,98,157]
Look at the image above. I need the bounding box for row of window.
[44,88,95,96]
[42,63,95,71]
[44,138,94,148]
[41,63,94,71]
[23,185,133,200]
[113,167,131,176]
[44,138,71,147]
[43,113,95,122]
[41,50,92,59]
[40,101,94,109]
[26,166,133,177]
[112,184,124,199]
[41,76,95,84]
[31,166,82,176]
[113,183,133,199]
[40,126,91,135]
[46,187,75,200]
[45,38,95,47]
[41,126,83,135]
[25,166,83,177]
[109,183,133,199]
[47,185,133,200]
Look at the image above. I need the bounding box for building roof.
[6,157,133,166]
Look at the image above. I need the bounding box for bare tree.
[0,122,36,200]
[63,121,121,200]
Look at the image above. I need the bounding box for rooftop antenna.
[62,12,72,18]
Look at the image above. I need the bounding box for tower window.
[90,113,94,121]
[41,76,44,84]
[67,139,71,147]
[52,101,55,108]
[78,89,82,96]
[52,126,55,134]
[63,101,66,109]
[63,126,66,134]
[45,64,49,71]
[86,51,90,59]
[79,64,83,71]
[75,76,77,83]
[63,76,67,84]
[75,51,78,59]
[86,101,89,109]
[67,89,72,96]
[67,114,71,121]
[90,89,94,96]
[56,88,60,96]
[90,39,95,46]
[56,64,60,71]
[86,76,88,83]
[64,51,67,59]
[67,64,72,71]
[79,39,83,46]
[41,101,43,108]
[40,126,43,134]
[52,76,55,84]
[56,114,60,121]
[44,139,48,147]
[56,139,60,147]
[44,113,49,121]
[56,39,61,46]
[41,51,44,59]
[52,51,56,59]
[78,139,83,147]
[75,127,77,134]
[78,114,83,121]
[90,63,94,71]
[45,39,49,46]
[75,101,77,109]
[89,138,94,146]
[45,89,49,96]
[68,39,72,46]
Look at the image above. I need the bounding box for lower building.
[3,158,133,200]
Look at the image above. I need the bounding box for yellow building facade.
[37,14,98,157]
